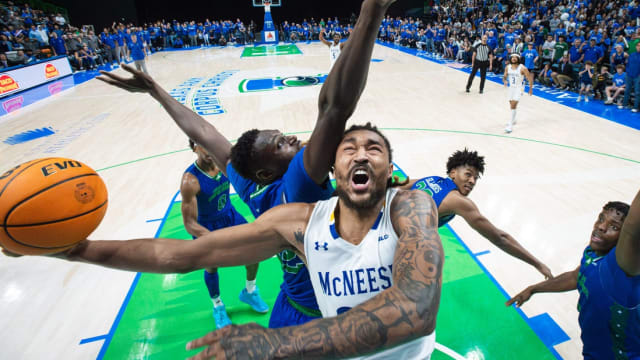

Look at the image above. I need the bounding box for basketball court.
[1,29,639,359]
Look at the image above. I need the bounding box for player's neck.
[334,196,386,245]
[195,160,218,176]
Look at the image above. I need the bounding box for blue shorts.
[268,290,321,328]
[197,207,247,235]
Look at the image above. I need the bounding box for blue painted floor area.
[376,41,640,132]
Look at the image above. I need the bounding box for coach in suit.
[466,34,493,94]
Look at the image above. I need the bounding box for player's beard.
[334,171,387,211]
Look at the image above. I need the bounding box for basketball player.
[319,30,346,70]
[181,140,268,328]
[403,149,553,279]
[97,0,396,329]
[39,124,442,359]
[503,53,533,134]
[506,192,639,359]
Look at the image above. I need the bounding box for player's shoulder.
[391,188,437,211]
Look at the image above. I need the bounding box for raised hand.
[96,64,156,93]
[537,263,553,279]
[186,323,278,360]
[505,286,533,308]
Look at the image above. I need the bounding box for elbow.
[160,251,197,274]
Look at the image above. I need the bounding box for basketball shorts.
[197,207,247,235]
[508,87,523,101]
[268,290,321,328]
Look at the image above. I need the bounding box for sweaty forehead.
[341,129,386,147]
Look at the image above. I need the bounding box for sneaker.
[577,96,582,102]
[633,109,639,113]
[605,98,613,105]
[479,89,484,94]
[239,287,269,313]
[465,88,470,93]
[505,125,513,134]
[618,104,625,109]
[212,305,232,329]
[584,97,589,103]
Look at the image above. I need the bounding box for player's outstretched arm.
[319,30,331,46]
[96,64,232,174]
[185,190,443,359]
[61,203,312,274]
[446,193,553,279]
[506,266,579,308]
[616,188,640,276]
[304,0,395,184]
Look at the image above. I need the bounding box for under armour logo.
[315,242,328,251]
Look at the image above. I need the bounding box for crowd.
[2,0,640,110]
[377,0,640,111]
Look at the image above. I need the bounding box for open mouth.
[351,168,371,192]
[591,232,603,245]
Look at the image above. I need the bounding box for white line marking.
[435,342,467,360]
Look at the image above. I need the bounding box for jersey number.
[217,194,227,211]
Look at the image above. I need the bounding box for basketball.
[0,158,108,255]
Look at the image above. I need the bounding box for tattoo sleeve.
[265,190,443,359]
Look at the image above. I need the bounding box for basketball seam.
[0,158,57,200]
[3,200,108,249]
[2,173,102,249]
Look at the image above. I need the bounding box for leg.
[623,75,633,107]
[204,268,231,329]
[479,62,487,92]
[140,60,149,75]
[634,76,640,111]
[134,60,142,72]
[466,63,479,90]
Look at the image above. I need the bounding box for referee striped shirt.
[473,43,491,61]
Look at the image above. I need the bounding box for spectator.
[128,34,147,74]
[569,38,585,64]
[553,35,569,63]
[611,44,629,67]
[620,42,640,112]
[583,38,604,65]
[605,64,626,105]
[522,42,539,74]
[552,53,574,90]
[593,65,612,100]
[538,62,554,87]
[0,53,9,68]
[54,13,65,27]
[49,31,66,56]
[577,61,594,102]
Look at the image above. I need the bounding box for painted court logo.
[239,74,327,93]
[4,127,56,145]
[45,64,59,79]
[168,71,237,116]
[0,74,19,94]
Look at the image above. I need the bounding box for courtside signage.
[0,57,72,97]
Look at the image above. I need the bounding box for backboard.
[252,0,281,6]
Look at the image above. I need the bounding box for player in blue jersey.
[181,139,268,329]
[402,149,553,279]
[97,0,395,328]
[507,192,639,360]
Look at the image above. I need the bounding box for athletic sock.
[246,279,256,294]
[204,270,220,299]
[511,109,516,124]
[212,295,224,308]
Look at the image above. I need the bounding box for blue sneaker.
[239,287,269,313]
[212,305,231,329]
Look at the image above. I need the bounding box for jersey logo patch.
[315,242,329,251]
[378,234,389,242]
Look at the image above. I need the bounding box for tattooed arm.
[59,203,312,273]
[186,189,443,359]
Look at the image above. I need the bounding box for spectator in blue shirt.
[621,42,640,112]
[128,34,147,74]
[606,65,626,105]
[583,38,604,65]
[569,39,584,64]
[522,42,539,72]
[49,31,66,56]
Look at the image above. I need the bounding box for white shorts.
[508,87,523,101]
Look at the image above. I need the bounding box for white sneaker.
[618,104,625,109]
[633,109,639,113]
[585,96,589,103]
[605,98,613,104]
[505,124,513,133]
[577,96,582,102]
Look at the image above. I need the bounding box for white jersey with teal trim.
[330,42,341,70]
[304,188,435,359]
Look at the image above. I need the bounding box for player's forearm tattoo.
[294,229,305,245]
[245,191,442,359]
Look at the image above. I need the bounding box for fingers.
[186,329,226,351]
[96,76,139,92]
[120,63,139,75]
[187,342,223,360]
[97,69,129,83]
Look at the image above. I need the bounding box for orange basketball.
[0,158,108,255]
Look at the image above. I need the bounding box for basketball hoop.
[264,0,271,11]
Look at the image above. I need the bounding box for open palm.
[96,64,155,93]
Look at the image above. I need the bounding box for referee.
[466,34,493,94]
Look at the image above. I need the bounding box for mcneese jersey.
[304,188,435,359]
